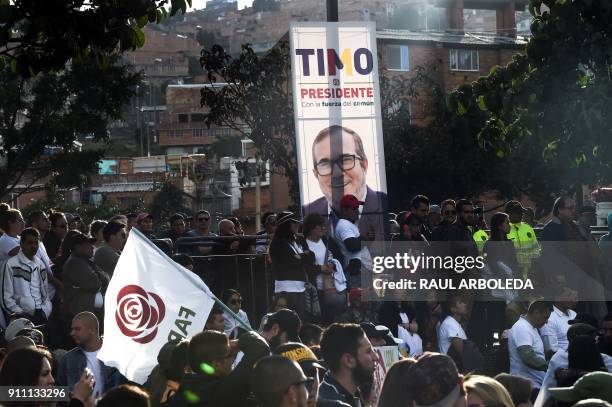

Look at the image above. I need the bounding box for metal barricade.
[175,235,272,323]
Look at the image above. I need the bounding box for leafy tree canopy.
[449,0,612,202]
[0,0,192,78]
[0,54,142,200]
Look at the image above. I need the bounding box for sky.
[190,0,254,11]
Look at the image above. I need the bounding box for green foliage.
[200,41,299,202]
[0,55,142,200]
[452,0,612,200]
[196,30,216,50]
[149,181,190,224]
[0,0,191,78]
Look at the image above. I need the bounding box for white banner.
[290,22,388,240]
[98,229,215,384]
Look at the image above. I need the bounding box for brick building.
[378,29,526,124]
[157,84,242,155]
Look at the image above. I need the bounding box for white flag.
[98,228,215,384]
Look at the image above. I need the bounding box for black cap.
[263,309,302,341]
[72,232,96,246]
[360,322,389,340]
[169,213,185,223]
[568,313,599,328]
[276,211,300,226]
[505,200,526,214]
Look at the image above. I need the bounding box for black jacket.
[166,331,270,407]
[269,237,316,282]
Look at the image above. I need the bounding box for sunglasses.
[229,299,242,305]
[287,378,315,393]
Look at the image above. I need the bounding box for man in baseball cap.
[336,195,369,288]
[549,372,612,403]
[274,343,325,407]
[135,213,156,240]
[4,318,43,342]
[406,353,467,407]
[260,309,302,351]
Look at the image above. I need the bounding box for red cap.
[340,194,365,209]
[136,213,153,223]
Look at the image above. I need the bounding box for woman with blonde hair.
[465,374,516,407]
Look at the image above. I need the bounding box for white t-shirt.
[84,350,104,397]
[541,306,576,352]
[306,238,327,290]
[438,316,467,354]
[334,218,372,271]
[398,325,423,357]
[274,242,306,293]
[509,316,546,389]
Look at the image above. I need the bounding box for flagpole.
[127,228,253,331]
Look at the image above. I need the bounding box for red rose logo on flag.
[115,285,166,344]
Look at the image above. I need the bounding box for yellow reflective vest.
[472,229,489,254]
[507,222,540,278]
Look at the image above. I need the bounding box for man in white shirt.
[57,312,114,398]
[509,300,553,397]
[27,210,58,301]
[438,295,468,356]
[333,194,373,289]
[1,228,52,325]
[541,287,578,354]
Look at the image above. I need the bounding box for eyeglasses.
[229,299,242,305]
[197,217,210,222]
[314,154,363,176]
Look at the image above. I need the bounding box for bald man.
[57,312,118,397]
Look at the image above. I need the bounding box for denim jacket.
[56,346,122,393]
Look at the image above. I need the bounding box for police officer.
[505,201,540,279]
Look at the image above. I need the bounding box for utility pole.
[327,0,338,22]
[255,157,261,232]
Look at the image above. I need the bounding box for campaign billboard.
[289,22,388,240]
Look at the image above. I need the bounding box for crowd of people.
[0,192,610,406]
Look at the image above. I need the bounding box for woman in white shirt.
[221,289,251,338]
[303,213,346,325]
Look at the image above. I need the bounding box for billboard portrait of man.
[302,125,388,240]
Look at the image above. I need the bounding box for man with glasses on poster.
[303,125,388,242]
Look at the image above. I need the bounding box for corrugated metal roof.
[96,182,156,193]
[377,29,529,47]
